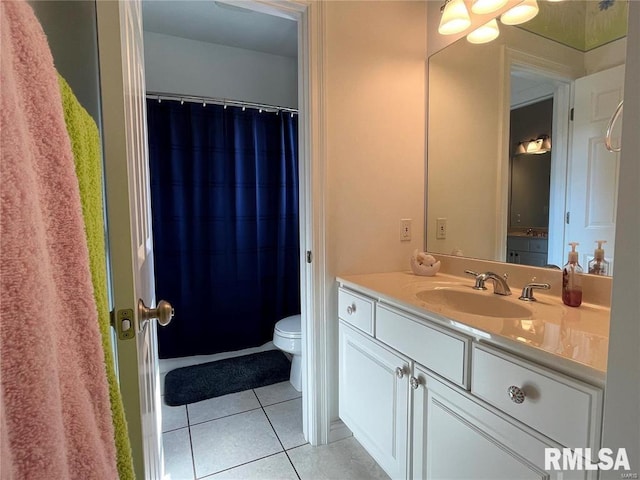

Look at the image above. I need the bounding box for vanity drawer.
[507,236,529,251]
[472,344,603,449]
[376,304,469,388]
[529,238,548,253]
[338,288,374,335]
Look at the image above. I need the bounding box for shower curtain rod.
[146,91,298,114]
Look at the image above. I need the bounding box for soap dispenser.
[562,242,583,307]
[588,240,610,276]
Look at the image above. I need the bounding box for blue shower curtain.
[147,99,300,359]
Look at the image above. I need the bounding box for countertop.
[337,271,610,386]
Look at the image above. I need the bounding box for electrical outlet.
[436,218,447,239]
[400,219,412,241]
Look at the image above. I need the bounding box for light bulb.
[438,0,471,35]
[471,0,508,15]
[500,0,539,25]
[466,18,500,44]
[526,138,543,153]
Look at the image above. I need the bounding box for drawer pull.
[410,376,420,390]
[346,304,357,315]
[508,385,526,404]
[395,367,405,379]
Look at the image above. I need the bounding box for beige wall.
[326,1,427,276]
[325,0,427,427]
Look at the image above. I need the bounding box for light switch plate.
[436,218,447,239]
[400,219,412,241]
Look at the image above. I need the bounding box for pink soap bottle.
[562,242,583,307]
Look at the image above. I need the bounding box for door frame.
[241,0,330,446]
[100,0,329,475]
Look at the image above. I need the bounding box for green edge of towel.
[59,74,136,480]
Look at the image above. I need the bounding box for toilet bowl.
[273,314,302,392]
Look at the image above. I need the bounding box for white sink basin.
[416,288,532,319]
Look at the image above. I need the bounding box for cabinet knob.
[507,385,526,404]
[410,376,420,390]
[346,304,356,315]
[395,367,405,379]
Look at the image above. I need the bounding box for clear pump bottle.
[562,242,583,307]
[588,240,610,276]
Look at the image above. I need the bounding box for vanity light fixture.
[438,0,472,35]
[471,0,508,14]
[500,0,539,25]
[467,18,500,43]
[516,134,551,155]
[439,0,542,43]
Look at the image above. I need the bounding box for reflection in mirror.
[427,0,628,275]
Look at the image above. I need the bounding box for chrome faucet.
[465,270,512,296]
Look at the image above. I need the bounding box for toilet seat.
[274,314,301,339]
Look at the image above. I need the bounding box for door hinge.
[570,108,574,121]
[566,212,570,224]
[306,251,312,263]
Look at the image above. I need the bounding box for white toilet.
[273,314,302,392]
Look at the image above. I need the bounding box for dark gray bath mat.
[164,350,291,406]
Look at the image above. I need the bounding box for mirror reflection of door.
[566,64,624,274]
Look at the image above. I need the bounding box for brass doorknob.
[138,299,174,326]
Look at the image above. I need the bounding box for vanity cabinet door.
[411,365,588,480]
[339,321,410,480]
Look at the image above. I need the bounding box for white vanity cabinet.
[337,285,603,480]
[412,365,589,480]
[338,320,411,479]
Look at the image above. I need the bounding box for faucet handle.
[519,282,551,302]
[465,270,488,290]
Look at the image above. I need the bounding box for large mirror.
[427,0,628,274]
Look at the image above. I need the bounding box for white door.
[566,64,625,272]
[96,2,170,479]
[338,321,410,479]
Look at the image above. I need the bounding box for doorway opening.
[506,61,572,268]
[140,2,312,477]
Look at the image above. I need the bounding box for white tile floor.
[159,345,389,480]
[161,381,390,480]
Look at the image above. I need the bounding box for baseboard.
[328,418,352,443]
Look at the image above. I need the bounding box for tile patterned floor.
[161,381,389,480]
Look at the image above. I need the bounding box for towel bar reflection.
[605,101,623,153]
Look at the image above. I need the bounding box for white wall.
[585,37,627,75]
[143,31,297,108]
[325,0,427,429]
[601,1,640,474]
